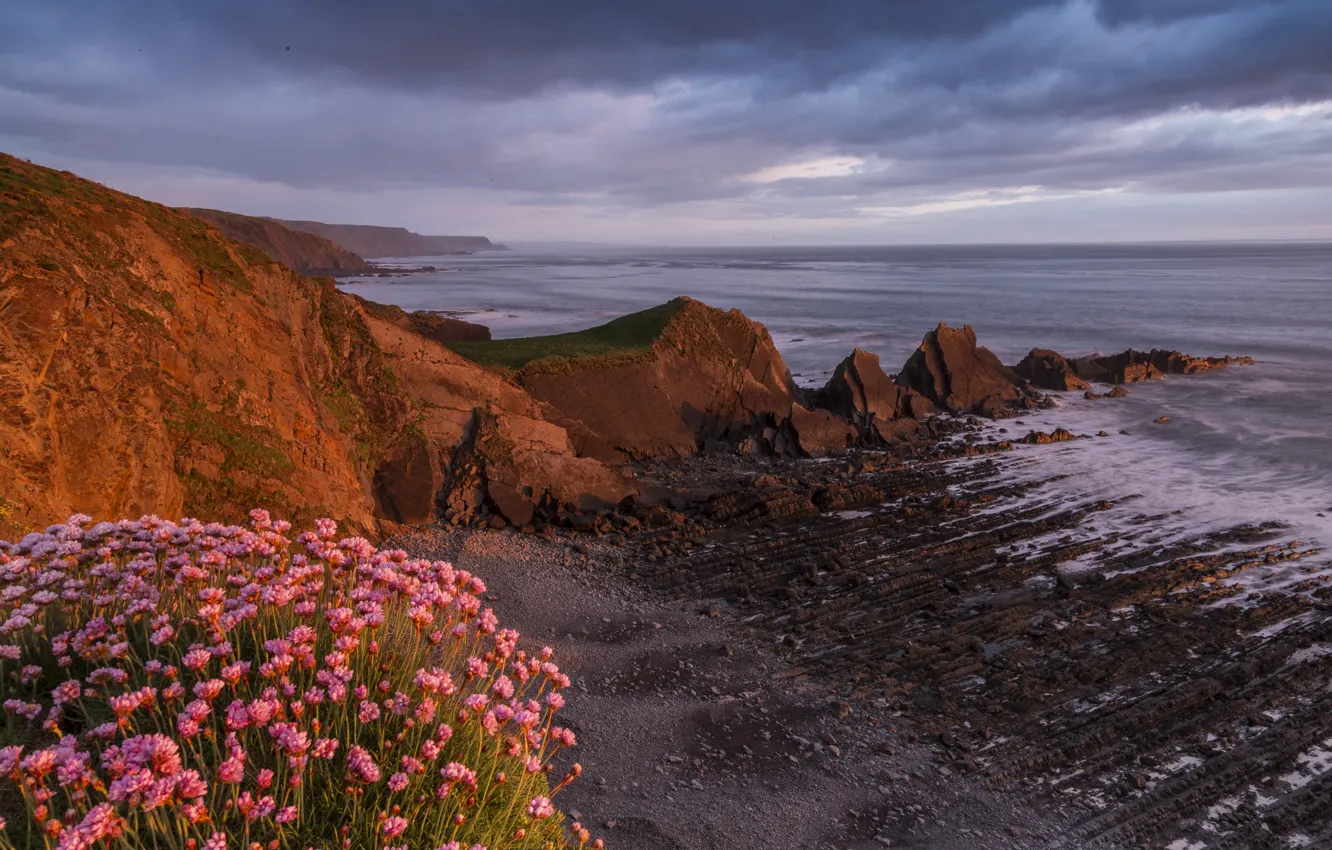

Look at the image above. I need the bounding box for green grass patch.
[446,298,685,371]
[167,400,295,479]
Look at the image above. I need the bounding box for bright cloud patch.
[745,156,869,184]
[859,186,1125,218]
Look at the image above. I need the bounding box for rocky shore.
[392,417,1332,849]
[10,153,1326,849]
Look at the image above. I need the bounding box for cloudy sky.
[2,0,1330,244]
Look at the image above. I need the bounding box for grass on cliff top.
[0,152,270,291]
[445,298,686,371]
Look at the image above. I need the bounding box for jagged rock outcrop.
[814,348,934,442]
[185,208,371,273]
[359,310,636,528]
[507,297,816,459]
[895,323,1034,416]
[353,297,491,343]
[1012,349,1091,392]
[1070,349,1255,384]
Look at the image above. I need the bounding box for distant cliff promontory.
[276,220,509,258]
[185,208,373,273]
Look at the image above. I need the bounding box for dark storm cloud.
[1,0,1330,226]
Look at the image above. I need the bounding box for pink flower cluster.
[0,511,601,849]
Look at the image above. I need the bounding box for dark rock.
[1071,349,1253,385]
[895,324,1029,417]
[1021,428,1080,445]
[815,348,936,432]
[783,404,857,456]
[372,434,442,525]
[1012,349,1091,392]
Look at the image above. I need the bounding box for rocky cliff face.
[0,153,599,539]
[358,308,635,528]
[0,154,422,536]
[507,297,855,459]
[185,209,371,272]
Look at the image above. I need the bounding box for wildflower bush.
[0,511,601,850]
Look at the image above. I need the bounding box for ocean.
[338,242,1332,591]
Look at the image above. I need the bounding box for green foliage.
[167,399,295,480]
[446,299,685,371]
[0,153,256,294]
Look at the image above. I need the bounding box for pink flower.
[388,772,409,792]
[75,803,124,841]
[311,738,339,760]
[0,746,23,777]
[440,762,476,788]
[358,699,381,724]
[217,756,245,783]
[121,734,182,776]
[346,745,381,784]
[275,806,298,824]
[176,769,208,799]
[528,796,555,819]
[382,816,408,837]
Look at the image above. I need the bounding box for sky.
[2,0,1331,245]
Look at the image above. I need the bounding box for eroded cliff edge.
[0,153,1255,539]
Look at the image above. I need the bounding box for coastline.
[396,416,1331,849]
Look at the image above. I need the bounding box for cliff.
[446,297,857,459]
[276,220,507,258]
[184,208,371,272]
[0,153,1254,539]
[0,153,610,538]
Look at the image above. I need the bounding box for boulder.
[895,324,1029,416]
[1012,349,1091,392]
[783,404,857,455]
[372,435,441,525]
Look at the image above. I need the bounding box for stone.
[1012,348,1091,392]
[895,323,1029,416]
[372,434,442,525]
[783,403,857,455]
[817,348,936,422]
[1071,348,1252,385]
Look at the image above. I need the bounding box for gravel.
[391,527,1103,850]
